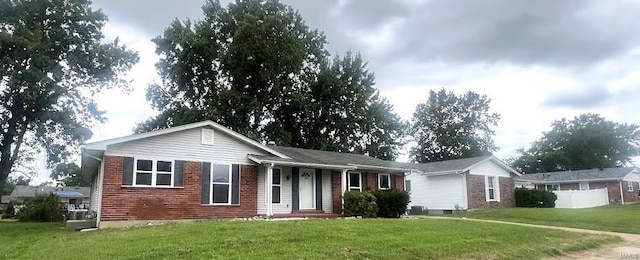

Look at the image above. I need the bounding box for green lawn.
[0,218,620,259]
[462,203,640,234]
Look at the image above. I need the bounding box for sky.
[29,0,640,183]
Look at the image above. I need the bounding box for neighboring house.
[515,167,640,204]
[407,155,522,214]
[82,121,415,228]
[1,195,10,211]
[9,185,91,208]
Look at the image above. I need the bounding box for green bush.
[373,189,410,218]
[18,194,64,222]
[3,200,16,218]
[515,188,557,208]
[343,190,378,218]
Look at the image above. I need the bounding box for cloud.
[542,86,612,109]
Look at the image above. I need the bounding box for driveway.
[420,216,640,259]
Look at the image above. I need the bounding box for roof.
[249,146,422,172]
[1,195,10,204]
[413,155,521,176]
[10,185,91,199]
[515,167,638,184]
[83,120,289,159]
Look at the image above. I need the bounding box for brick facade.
[331,171,342,214]
[394,175,405,190]
[466,173,515,209]
[100,156,258,221]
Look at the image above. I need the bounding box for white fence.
[553,188,609,208]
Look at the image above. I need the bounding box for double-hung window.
[349,172,362,191]
[134,159,174,187]
[546,184,559,191]
[486,176,499,201]
[272,168,282,203]
[211,164,231,204]
[378,174,391,190]
[579,182,590,191]
[628,181,634,192]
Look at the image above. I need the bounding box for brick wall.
[394,175,405,190]
[366,173,377,190]
[466,174,515,209]
[589,180,640,204]
[623,181,640,203]
[559,183,579,191]
[331,171,342,214]
[101,156,258,221]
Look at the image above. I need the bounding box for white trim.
[485,176,500,202]
[96,158,105,228]
[348,172,362,191]
[248,155,357,170]
[298,168,316,210]
[627,181,634,192]
[210,163,232,205]
[84,120,290,159]
[545,183,560,191]
[347,163,416,172]
[524,178,626,184]
[132,158,175,187]
[460,173,468,209]
[378,174,391,190]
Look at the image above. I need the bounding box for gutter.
[517,177,624,185]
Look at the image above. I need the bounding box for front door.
[299,169,315,209]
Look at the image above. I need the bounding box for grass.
[0,218,620,259]
[462,203,640,234]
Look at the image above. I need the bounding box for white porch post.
[341,169,348,207]
[266,164,274,217]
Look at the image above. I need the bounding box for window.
[405,180,411,192]
[487,176,497,201]
[211,164,231,204]
[348,172,362,191]
[272,168,282,203]
[378,174,391,190]
[546,184,559,191]
[579,182,590,191]
[628,181,634,192]
[134,159,174,187]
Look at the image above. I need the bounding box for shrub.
[343,190,378,218]
[515,188,557,208]
[18,194,64,222]
[3,200,16,218]
[373,189,410,218]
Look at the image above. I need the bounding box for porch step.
[273,211,342,219]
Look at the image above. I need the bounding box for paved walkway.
[420,216,640,259]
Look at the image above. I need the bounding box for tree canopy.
[2,175,30,195]
[511,113,640,174]
[0,0,138,193]
[138,0,405,160]
[410,88,500,163]
[49,162,88,187]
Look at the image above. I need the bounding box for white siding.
[322,169,333,214]
[623,171,640,182]
[89,165,100,212]
[468,160,511,177]
[407,173,465,210]
[105,127,267,165]
[257,167,334,215]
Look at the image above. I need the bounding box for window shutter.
[201,162,211,204]
[315,169,322,211]
[292,167,299,211]
[122,157,134,185]
[231,164,240,205]
[390,174,396,190]
[362,173,368,190]
[174,160,185,187]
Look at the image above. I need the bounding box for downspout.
[619,180,625,204]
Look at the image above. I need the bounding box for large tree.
[138,0,406,160]
[50,162,89,187]
[410,88,500,163]
[512,114,640,174]
[0,0,138,193]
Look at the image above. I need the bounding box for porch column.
[266,164,274,217]
[341,169,348,207]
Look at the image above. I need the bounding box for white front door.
[299,169,315,209]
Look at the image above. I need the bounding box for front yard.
[462,203,640,234]
[0,218,619,259]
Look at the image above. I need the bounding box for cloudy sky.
[33,0,640,183]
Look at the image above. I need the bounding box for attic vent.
[201,128,214,145]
